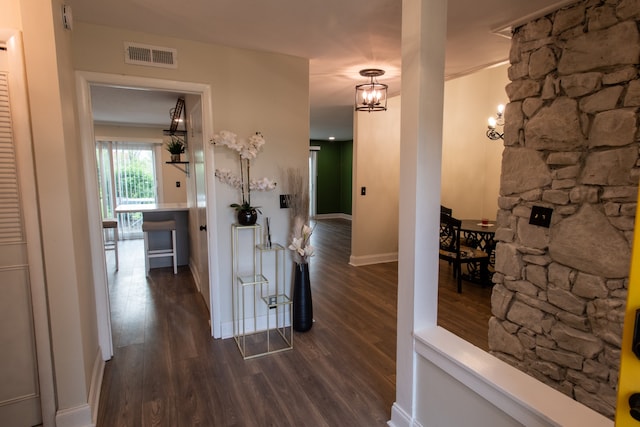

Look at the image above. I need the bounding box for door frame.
[2,30,56,426]
[76,71,220,360]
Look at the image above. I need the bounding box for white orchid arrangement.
[210,130,277,211]
[286,168,314,264]
[289,223,315,264]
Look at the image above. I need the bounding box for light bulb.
[488,117,497,129]
[497,104,505,116]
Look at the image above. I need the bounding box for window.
[96,141,158,239]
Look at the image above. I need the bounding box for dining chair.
[440,205,452,216]
[438,213,490,293]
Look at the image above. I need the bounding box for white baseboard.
[189,257,201,293]
[88,349,104,427]
[314,213,352,220]
[56,403,94,427]
[220,311,291,340]
[349,252,398,266]
[56,348,103,427]
[388,402,413,427]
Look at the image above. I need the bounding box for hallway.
[98,219,397,426]
[98,218,492,425]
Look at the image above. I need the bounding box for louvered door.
[0,71,42,426]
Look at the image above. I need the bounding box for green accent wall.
[311,140,353,215]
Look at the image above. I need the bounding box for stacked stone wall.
[490,0,640,419]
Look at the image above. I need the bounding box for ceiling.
[76,0,576,141]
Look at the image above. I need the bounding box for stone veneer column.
[490,0,640,419]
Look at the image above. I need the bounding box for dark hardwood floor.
[98,218,491,426]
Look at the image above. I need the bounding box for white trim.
[219,312,290,340]
[5,30,56,427]
[349,252,397,266]
[88,349,105,426]
[314,213,352,221]
[189,257,202,292]
[221,320,234,339]
[94,135,164,144]
[76,73,114,360]
[388,402,413,427]
[75,71,221,356]
[154,143,164,204]
[55,404,94,427]
[414,327,613,427]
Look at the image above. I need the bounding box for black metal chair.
[438,213,490,293]
[440,205,452,216]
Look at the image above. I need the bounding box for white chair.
[102,218,119,271]
[142,219,177,276]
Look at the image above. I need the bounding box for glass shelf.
[256,243,285,252]
[237,273,268,286]
[262,294,292,308]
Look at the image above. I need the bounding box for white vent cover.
[124,42,177,69]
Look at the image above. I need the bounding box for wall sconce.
[486,104,505,140]
[355,69,388,112]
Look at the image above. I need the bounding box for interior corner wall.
[349,67,507,265]
[441,63,509,221]
[351,95,400,263]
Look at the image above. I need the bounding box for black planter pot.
[237,209,258,226]
[292,262,313,332]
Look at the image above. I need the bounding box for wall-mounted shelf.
[165,161,190,176]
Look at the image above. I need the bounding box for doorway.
[76,72,220,361]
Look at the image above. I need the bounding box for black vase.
[293,262,313,332]
[237,209,257,226]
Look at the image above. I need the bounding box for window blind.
[0,72,23,243]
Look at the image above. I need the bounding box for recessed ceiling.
[76,0,577,140]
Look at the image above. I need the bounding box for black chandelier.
[355,69,388,112]
[486,104,505,140]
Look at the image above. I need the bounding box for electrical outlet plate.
[279,194,290,208]
[529,205,553,228]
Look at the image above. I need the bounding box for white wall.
[72,22,309,337]
[441,63,509,221]
[8,0,100,423]
[350,66,508,264]
[351,95,401,265]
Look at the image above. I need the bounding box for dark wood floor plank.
[98,218,491,427]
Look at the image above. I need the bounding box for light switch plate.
[529,205,553,228]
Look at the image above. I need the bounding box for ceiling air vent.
[124,42,177,69]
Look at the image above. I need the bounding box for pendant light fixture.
[355,69,388,112]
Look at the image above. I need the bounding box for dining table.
[460,219,496,285]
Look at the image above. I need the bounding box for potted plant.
[210,130,276,225]
[166,136,185,162]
